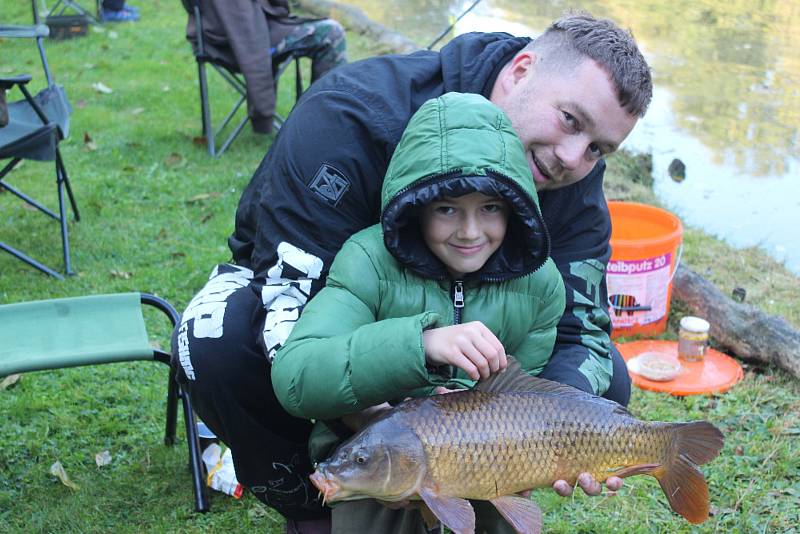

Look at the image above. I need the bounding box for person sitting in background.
[181,0,347,135]
[99,0,139,22]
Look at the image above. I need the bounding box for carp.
[310,357,724,534]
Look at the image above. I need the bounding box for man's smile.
[530,151,555,185]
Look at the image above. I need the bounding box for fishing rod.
[426,0,483,50]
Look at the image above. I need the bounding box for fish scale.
[404,391,671,499]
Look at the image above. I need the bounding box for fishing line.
[426,0,484,50]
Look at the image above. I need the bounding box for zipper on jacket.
[452,280,465,325]
[449,280,465,379]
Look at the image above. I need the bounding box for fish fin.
[611,462,661,478]
[489,495,542,534]
[418,486,475,534]
[655,421,724,524]
[476,356,632,416]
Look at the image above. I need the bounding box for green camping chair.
[0,292,209,512]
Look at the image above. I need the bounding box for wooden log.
[294,0,422,54]
[672,264,800,378]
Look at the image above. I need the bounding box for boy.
[272,92,568,533]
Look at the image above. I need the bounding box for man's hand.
[423,322,507,380]
[552,473,623,497]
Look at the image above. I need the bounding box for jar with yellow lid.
[678,316,710,362]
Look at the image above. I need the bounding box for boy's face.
[421,193,509,278]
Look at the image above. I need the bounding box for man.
[182,0,347,134]
[172,12,652,534]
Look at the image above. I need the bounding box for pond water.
[342,0,800,274]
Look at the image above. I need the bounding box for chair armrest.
[0,24,50,39]
[0,74,33,90]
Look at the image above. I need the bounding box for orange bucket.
[607,201,683,339]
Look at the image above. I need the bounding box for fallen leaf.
[95,450,112,467]
[91,82,113,94]
[50,461,80,490]
[108,30,118,39]
[192,136,207,146]
[161,84,171,92]
[83,132,97,151]
[186,192,220,204]
[0,374,21,390]
[164,152,184,168]
[109,270,132,279]
[734,445,744,455]
[131,107,145,115]
[200,213,213,223]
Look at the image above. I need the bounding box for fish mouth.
[310,471,342,505]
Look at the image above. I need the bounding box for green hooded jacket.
[271,92,565,423]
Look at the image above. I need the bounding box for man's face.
[421,193,509,278]
[491,53,638,192]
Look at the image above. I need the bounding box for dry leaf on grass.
[91,82,113,94]
[109,270,132,279]
[50,461,80,490]
[186,192,220,204]
[164,152,185,168]
[0,374,21,390]
[83,132,98,151]
[95,450,112,467]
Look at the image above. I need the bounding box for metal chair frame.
[0,14,79,279]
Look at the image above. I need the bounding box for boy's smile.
[421,192,509,278]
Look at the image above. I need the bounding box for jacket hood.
[381,92,550,281]
[440,32,531,96]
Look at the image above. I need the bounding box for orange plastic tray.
[617,340,743,396]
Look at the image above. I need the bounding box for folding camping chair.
[0,15,79,279]
[183,0,304,157]
[0,292,209,513]
[40,0,100,23]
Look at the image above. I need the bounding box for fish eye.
[353,450,369,465]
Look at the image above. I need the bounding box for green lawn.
[1,1,798,533]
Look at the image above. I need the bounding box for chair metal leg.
[197,62,215,157]
[0,241,64,279]
[164,365,178,446]
[55,153,73,276]
[179,383,210,512]
[56,149,80,221]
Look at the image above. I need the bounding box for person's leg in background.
[172,264,330,533]
[272,19,348,82]
[100,0,139,22]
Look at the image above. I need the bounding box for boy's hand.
[423,322,507,380]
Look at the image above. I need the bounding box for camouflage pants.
[273,18,347,82]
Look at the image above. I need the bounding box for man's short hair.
[525,12,652,118]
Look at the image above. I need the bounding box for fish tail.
[653,421,724,524]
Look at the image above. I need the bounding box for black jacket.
[230,32,614,394]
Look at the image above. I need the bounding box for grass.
[1,1,798,532]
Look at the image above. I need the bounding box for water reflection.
[343,0,800,273]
